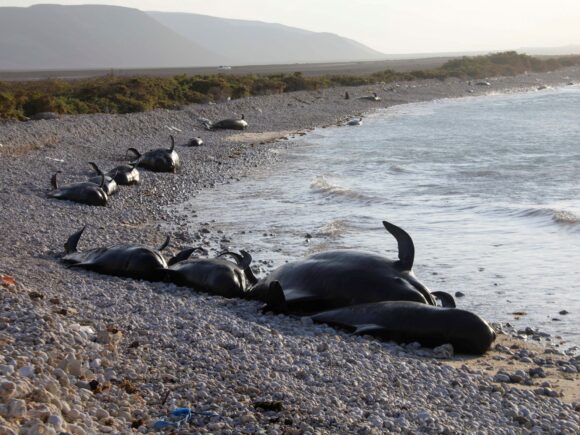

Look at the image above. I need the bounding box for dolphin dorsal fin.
[382,220,415,270]
[50,171,59,189]
[64,226,86,254]
[158,236,171,252]
[88,162,103,176]
[126,148,141,159]
[169,135,175,151]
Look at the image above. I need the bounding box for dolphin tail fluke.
[64,226,87,254]
[240,250,258,285]
[432,291,456,308]
[263,281,287,314]
[382,220,415,270]
[198,118,213,130]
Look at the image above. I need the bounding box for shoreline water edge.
[1,67,579,433]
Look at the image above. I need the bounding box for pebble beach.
[1,67,580,434]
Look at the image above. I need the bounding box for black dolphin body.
[248,221,454,314]
[310,301,496,355]
[89,161,140,186]
[166,249,257,298]
[127,135,181,173]
[359,92,381,101]
[62,226,170,281]
[86,163,119,196]
[48,172,108,206]
[203,114,248,131]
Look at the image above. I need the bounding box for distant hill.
[0,4,226,70]
[149,11,386,65]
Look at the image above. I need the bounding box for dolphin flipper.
[382,220,415,270]
[263,281,287,313]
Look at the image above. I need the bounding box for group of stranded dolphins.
[49,113,496,355]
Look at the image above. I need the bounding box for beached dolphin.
[165,249,257,298]
[48,172,108,206]
[201,114,248,131]
[126,135,181,173]
[359,92,381,101]
[86,163,118,196]
[347,118,363,126]
[188,137,204,147]
[310,301,496,355]
[62,226,171,281]
[89,161,140,186]
[248,220,455,315]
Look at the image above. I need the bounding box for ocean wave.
[512,207,580,227]
[310,176,374,202]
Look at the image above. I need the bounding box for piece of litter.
[46,157,65,162]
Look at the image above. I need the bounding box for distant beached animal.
[89,161,140,186]
[475,81,491,86]
[86,163,118,196]
[344,91,350,100]
[166,249,257,298]
[359,92,381,101]
[310,301,496,355]
[48,171,108,206]
[200,114,248,131]
[188,137,204,147]
[61,226,172,281]
[126,135,181,173]
[347,118,363,126]
[248,220,455,315]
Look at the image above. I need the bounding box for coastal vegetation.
[1,51,579,120]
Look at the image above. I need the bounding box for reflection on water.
[179,87,580,345]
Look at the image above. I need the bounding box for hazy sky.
[3,0,580,54]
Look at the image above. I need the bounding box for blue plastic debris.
[152,408,219,431]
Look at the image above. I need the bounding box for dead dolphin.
[126,135,181,173]
[62,226,171,281]
[188,137,204,147]
[165,249,256,298]
[86,163,118,195]
[48,172,108,206]
[310,301,496,355]
[248,220,455,314]
[201,114,248,131]
[89,161,140,186]
[359,92,381,101]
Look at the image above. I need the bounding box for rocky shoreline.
[1,68,580,433]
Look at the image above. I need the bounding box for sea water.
[186,87,580,346]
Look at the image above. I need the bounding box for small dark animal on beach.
[48,171,108,206]
[89,161,140,186]
[126,135,181,173]
[347,118,363,126]
[166,249,257,298]
[201,114,248,130]
[344,91,350,100]
[248,220,455,315]
[62,226,172,281]
[310,301,496,355]
[86,162,118,195]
